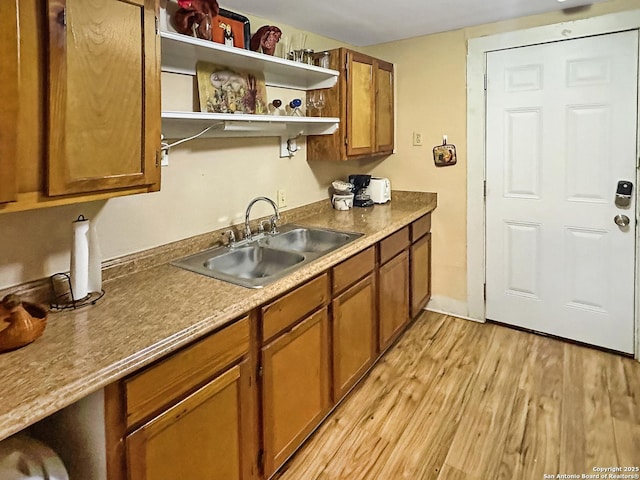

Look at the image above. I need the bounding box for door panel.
[485,31,637,353]
[347,52,374,156]
[127,365,243,480]
[262,308,330,477]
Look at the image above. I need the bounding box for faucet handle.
[268,215,279,234]
[258,219,271,234]
[224,229,236,247]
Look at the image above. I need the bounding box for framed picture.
[211,8,250,49]
[196,61,267,114]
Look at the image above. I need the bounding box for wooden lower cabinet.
[378,250,410,351]
[127,361,253,480]
[261,308,330,478]
[105,222,433,480]
[410,232,432,318]
[331,274,376,402]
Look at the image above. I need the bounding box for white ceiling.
[224,0,609,46]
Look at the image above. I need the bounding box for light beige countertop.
[0,192,436,441]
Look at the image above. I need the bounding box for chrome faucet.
[244,196,280,239]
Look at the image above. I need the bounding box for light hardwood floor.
[274,311,640,480]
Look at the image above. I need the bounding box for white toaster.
[367,177,391,203]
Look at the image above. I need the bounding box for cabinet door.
[0,0,19,203]
[375,59,394,154]
[410,233,431,318]
[346,51,375,157]
[332,274,376,402]
[262,308,330,477]
[378,250,410,352]
[127,362,252,480]
[47,0,160,196]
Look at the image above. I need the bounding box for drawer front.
[410,214,432,242]
[379,226,410,265]
[332,246,375,295]
[262,273,329,341]
[124,316,250,428]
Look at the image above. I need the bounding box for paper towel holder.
[49,272,105,311]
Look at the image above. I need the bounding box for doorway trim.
[466,9,640,358]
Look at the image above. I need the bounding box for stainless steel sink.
[259,226,358,253]
[172,224,362,288]
[204,246,305,279]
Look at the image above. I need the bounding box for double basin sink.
[172,224,363,288]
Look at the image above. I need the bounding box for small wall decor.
[433,135,457,167]
[196,61,267,114]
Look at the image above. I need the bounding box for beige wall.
[1,1,637,299]
[363,0,640,310]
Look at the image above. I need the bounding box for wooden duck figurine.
[0,294,47,353]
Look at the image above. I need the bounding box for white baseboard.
[425,295,485,323]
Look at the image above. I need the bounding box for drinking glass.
[276,35,290,59]
[305,91,316,116]
[290,33,307,62]
[314,90,326,115]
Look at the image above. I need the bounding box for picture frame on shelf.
[212,8,251,49]
[196,61,267,114]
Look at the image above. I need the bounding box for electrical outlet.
[277,189,287,208]
[413,132,423,146]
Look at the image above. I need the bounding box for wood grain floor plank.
[612,418,640,466]
[581,348,619,468]
[607,355,640,425]
[374,366,476,480]
[494,388,562,479]
[560,342,587,473]
[443,325,532,477]
[436,464,482,480]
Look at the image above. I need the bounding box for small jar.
[317,51,330,69]
[302,48,315,65]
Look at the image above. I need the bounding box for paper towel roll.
[70,216,90,300]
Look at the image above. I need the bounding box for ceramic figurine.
[173,0,220,41]
[250,26,282,55]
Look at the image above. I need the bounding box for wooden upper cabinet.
[307,48,395,161]
[46,0,160,196]
[375,59,394,154]
[0,0,20,204]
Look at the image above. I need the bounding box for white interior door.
[485,31,638,353]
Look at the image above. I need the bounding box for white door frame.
[466,10,640,358]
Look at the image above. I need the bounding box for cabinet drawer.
[332,246,375,295]
[410,214,431,242]
[379,226,410,265]
[262,273,329,341]
[124,316,250,428]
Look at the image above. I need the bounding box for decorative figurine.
[173,0,220,41]
[220,22,234,47]
[250,25,282,55]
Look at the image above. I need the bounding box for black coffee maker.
[349,174,374,208]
